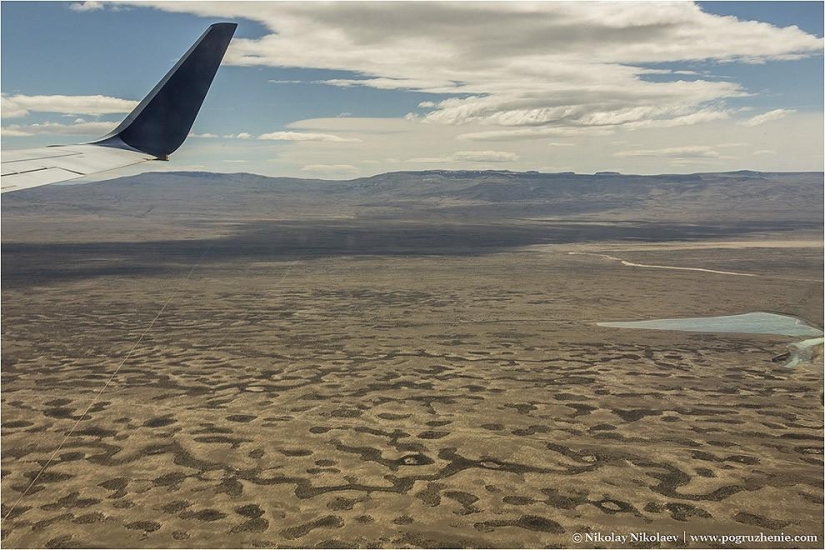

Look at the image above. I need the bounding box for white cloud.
[53,2,823,175]
[458,126,617,142]
[189,132,256,140]
[1,96,29,119]
[1,94,136,119]
[738,109,797,126]
[69,1,104,12]
[321,77,461,92]
[69,1,129,12]
[409,150,519,163]
[1,127,33,137]
[620,109,732,130]
[752,149,777,156]
[613,145,722,159]
[99,1,820,137]
[453,150,519,163]
[1,120,115,136]
[407,155,453,163]
[258,131,361,142]
[161,113,822,177]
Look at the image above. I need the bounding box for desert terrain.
[2,170,823,548]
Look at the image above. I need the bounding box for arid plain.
[2,170,823,548]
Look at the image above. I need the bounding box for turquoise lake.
[597,312,823,338]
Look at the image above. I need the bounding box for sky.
[1,1,823,178]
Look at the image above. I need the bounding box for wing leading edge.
[1,22,237,194]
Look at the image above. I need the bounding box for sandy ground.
[2,231,822,548]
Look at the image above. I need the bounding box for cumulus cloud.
[94,1,821,137]
[738,109,797,126]
[1,96,29,119]
[258,131,360,142]
[55,1,822,175]
[69,1,105,12]
[2,94,136,119]
[70,1,129,12]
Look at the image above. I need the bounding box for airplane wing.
[1,22,237,194]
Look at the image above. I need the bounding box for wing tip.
[94,22,237,159]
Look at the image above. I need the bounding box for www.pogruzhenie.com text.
[571,531,819,545]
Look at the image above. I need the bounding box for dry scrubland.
[1,170,823,548]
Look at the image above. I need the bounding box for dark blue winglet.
[95,23,237,159]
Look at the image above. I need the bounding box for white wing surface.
[1,145,155,193]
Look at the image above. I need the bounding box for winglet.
[94,23,237,159]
